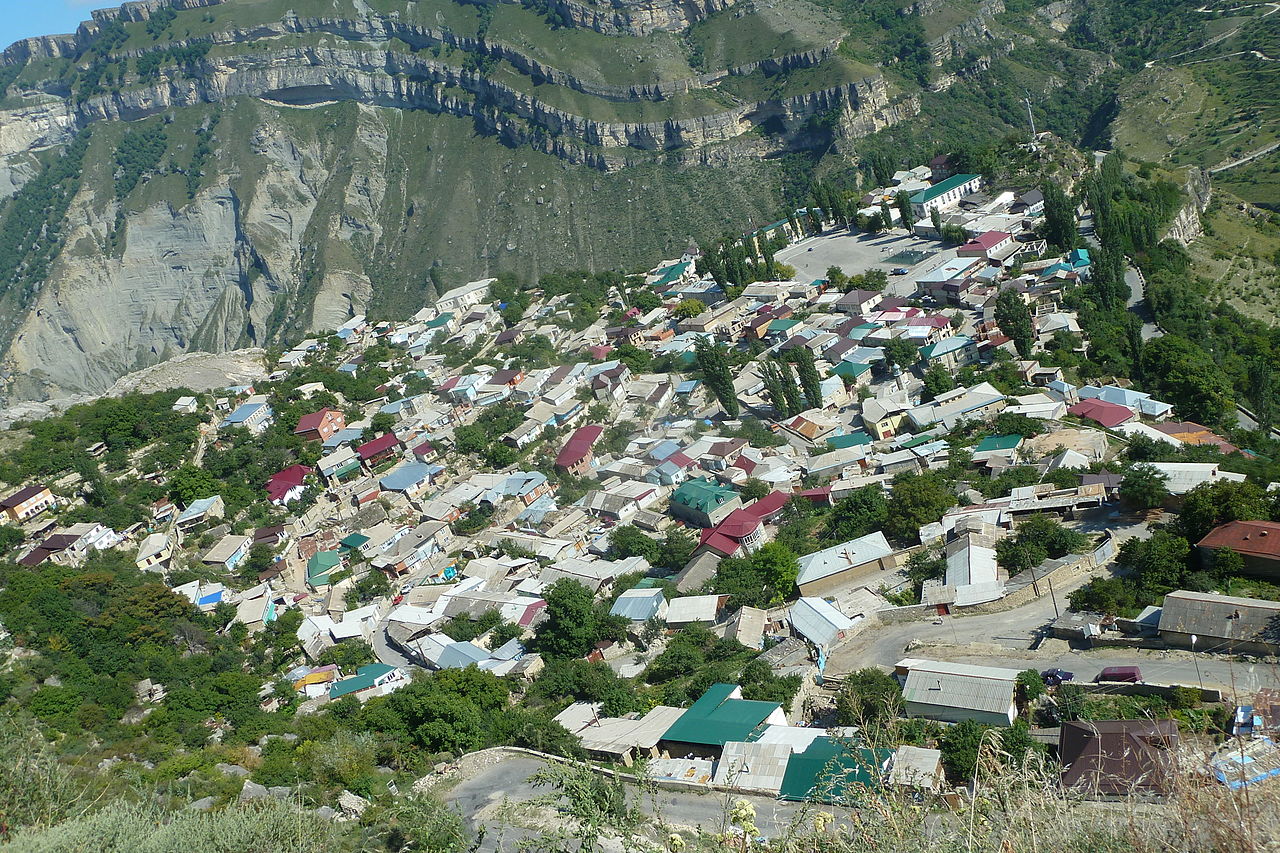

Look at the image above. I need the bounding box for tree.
[750,542,798,598]
[740,478,770,502]
[759,358,792,418]
[1017,669,1046,703]
[1119,463,1169,510]
[882,338,919,371]
[1177,479,1270,543]
[922,365,955,401]
[1041,180,1076,251]
[788,348,823,410]
[1139,335,1234,425]
[940,719,989,781]
[994,288,1034,358]
[608,525,660,563]
[835,668,902,726]
[822,485,889,544]
[369,412,397,435]
[240,545,275,583]
[826,266,850,290]
[536,579,604,659]
[776,359,803,416]
[929,207,942,234]
[885,472,956,542]
[167,464,218,505]
[694,335,739,418]
[896,191,914,230]
[673,299,705,320]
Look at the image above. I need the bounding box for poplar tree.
[694,335,740,418]
[789,348,823,409]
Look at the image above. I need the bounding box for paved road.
[443,755,812,851]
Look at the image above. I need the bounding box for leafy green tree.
[882,338,919,371]
[740,478,771,503]
[241,545,276,583]
[1068,576,1139,615]
[885,472,956,542]
[1139,335,1234,425]
[777,359,804,416]
[940,719,990,781]
[1017,669,1046,702]
[994,288,1034,358]
[822,485,889,545]
[1120,463,1169,510]
[896,191,914,230]
[711,542,799,608]
[608,525,660,563]
[318,640,376,669]
[922,365,955,401]
[835,668,902,727]
[167,464,219,505]
[826,266,850,290]
[535,579,626,659]
[1177,479,1271,543]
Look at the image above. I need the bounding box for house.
[861,398,911,441]
[1154,421,1239,455]
[1059,720,1179,796]
[909,173,982,220]
[0,485,55,522]
[972,434,1023,467]
[668,478,742,528]
[307,551,342,589]
[172,396,198,414]
[1078,386,1173,420]
[136,532,175,571]
[1144,462,1246,496]
[901,660,1020,726]
[889,745,945,792]
[555,702,688,766]
[318,445,362,483]
[356,433,402,468]
[919,336,978,370]
[201,534,252,571]
[294,408,346,442]
[556,425,605,476]
[796,531,897,597]
[711,740,794,795]
[328,663,409,702]
[220,400,274,434]
[835,289,884,316]
[789,597,856,652]
[665,594,723,627]
[1197,521,1280,579]
[1068,399,1134,429]
[379,462,438,499]
[431,278,494,315]
[779,739,893,803]
[175,495,225,531]
[957,231,1012,259]
[265,464,312,505]
[1158,590,1280,656]
[609,587,668,623]
[696,509,766,558]
[907,383,1005,431]
[659,683,787,756]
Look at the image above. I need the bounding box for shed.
[712,741,793,794]
[778,738,892,803]
[1059,720,1178,795]
[609,587,668,623]
[789,597,856,651]
[901,660,1019,726]
[665,594,722,626]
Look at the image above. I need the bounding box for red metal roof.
[555,425,605,468]
[1068,399,1133,428]
[961,230,1010,251]
[1197,520,1280,560]
[266,464,313,501]
[357,432,400,460]
[294,407,337,435]
[745,490,789,520]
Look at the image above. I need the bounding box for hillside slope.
[0,0,1208,400]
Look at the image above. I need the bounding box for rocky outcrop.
[1035,0,1081,33]
[1164,167,1212,246]
[528,0,738,35]
[928,0,1006,63]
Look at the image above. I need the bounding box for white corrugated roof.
[902,661,1019,716]
[796,531,893,585]
[666,594,720,623]
[789,597,856,649]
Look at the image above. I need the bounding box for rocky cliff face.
[1164,167,1212,246]
[538,0,739,35]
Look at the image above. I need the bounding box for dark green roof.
[975,434,1023,453]
[778,739,893,802]
[340,533,371,551]
[898,433,936,449]
[831,361,872,380]
[910,174,980,205]
[661,683,780,747]
[329,663,396,699]
[307,550,341,584]
[827,432,872,450]
[671,479,738,514]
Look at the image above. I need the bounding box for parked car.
[398,581,415,595]
[891,267,910,275]
[1041,668,1075,686]
[1095,666,1142,683]
[392,594,404,606]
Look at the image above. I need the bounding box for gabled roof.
[796,531,893,586]
[975,434,1022,453]
[902,661,1019,715]
[1059,720,1178,794]
[660,683,780,746]
[910,173,980,204]
[1,485,48,508]
[379,462,434,492]
[329,663,397,698]
[294,407,338,434]
[1068,399,1133,428]
[356,432,400,460]
[778,739,892,802]
[1197,520,1280,559]
[265,464,312,501]
[556,425,605,468]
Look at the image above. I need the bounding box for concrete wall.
[877,603,939,624]
[964,552,1094,615]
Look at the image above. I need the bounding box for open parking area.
[776,229,958,298]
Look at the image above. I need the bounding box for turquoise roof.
[975,434,1023,452]
[329,663,396,699]
[910,174,980,205]
[671,478,738,513]
[827,431,872,450]
[660,684,780,747]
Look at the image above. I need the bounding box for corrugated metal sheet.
[902,661,1019,716]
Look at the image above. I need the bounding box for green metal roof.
[827,431,872,450]
[340,533,371,551]
[329,663,396,699]
[898,433,936,449]
[831,361,872,380]
[975,434,1023,453]
[909,174,980,205]
[307,550,341,584]
[778,739,893,802]
[660,683,780,747]
[671,478,738,513]
[769,318,801,333]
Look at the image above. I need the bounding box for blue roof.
[222,402,269,425]
[438,642,491,670]
[338,363,358,374]
[323,427,365,449]
[648,440,681,461]
[197,590,224,605]
[176,496,221,524]
[676,379,700,394]
[379,462,433,491]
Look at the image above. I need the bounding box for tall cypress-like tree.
[760,359,791,418]
[789,348,823,409]
[694,335,740,418]
[1041,180,1077,251]
[777,358,803,415]
[880,201,894,231]
[896,191,914,230]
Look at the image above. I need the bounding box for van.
[1095,666,1142,683]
